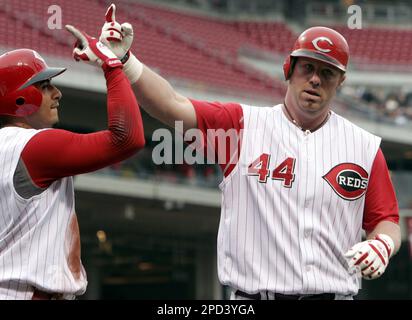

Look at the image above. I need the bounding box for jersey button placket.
[304,133,313,162]
[298,138,313,290]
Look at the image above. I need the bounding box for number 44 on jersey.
[248,153,296,188]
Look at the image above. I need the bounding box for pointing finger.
[65,24,86,48]
[105,3,116,22]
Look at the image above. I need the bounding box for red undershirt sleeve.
[190,99,244,177]
[21,67,145,188]
[363,148,400,232]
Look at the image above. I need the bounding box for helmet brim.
[291,49,346,73]
[19,67,66,90]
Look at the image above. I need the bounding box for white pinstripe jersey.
[217,104,381,296]
[0,127,87,299]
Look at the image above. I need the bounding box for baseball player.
[0,25,145,299]
[99,4,400,299]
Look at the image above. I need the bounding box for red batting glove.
[100,4,132,62]
[99,4,143,84]
[101,3,123,43]
[344,234,394,280]
[65,24,122,70]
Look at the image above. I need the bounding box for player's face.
[288,57,345,114]
[25,80,62,129]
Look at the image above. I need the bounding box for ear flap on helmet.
[283,56,290,80]
[14,86,43,117]
[283,56,297,80]
[0,86,43,117]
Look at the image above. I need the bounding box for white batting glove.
[344,234,394,280]
[99,3,143,84]
[65,24,122,70]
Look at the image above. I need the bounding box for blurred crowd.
[341,85,412,125]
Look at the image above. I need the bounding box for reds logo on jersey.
[323,163,369,201]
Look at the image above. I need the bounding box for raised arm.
[20,25,145,189]
[132,66,196,130]
[99,4,197,131]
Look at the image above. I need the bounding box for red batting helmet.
[0,49,66,117]
[283,26,349,80]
